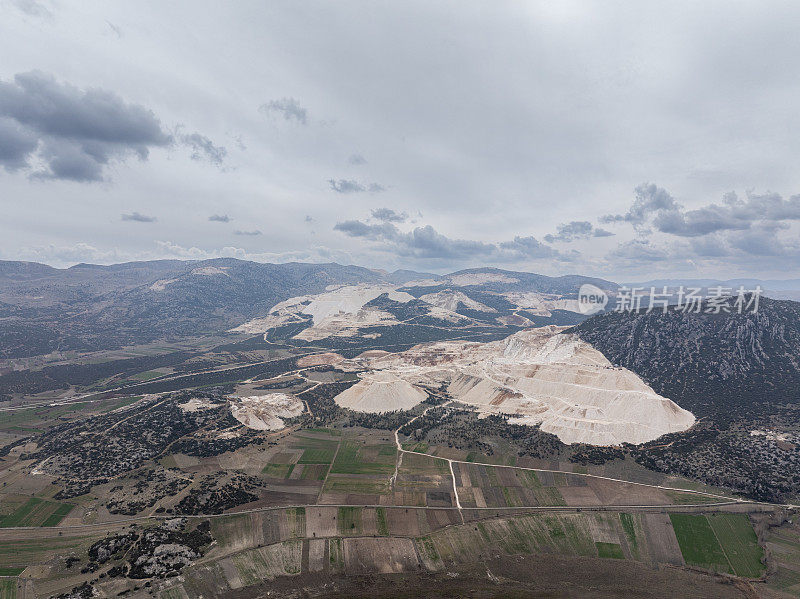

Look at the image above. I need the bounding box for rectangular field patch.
[0,498,74,528]
[669,514,732,574]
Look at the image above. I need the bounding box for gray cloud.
[106,21,122,38]
[329,179,364,193]
[0,117,38,171]
[179,132,227,166]
[400,225,499,260]
[655,191,800,237]
[33,139,105,181]
[259,97,307,124]
[328,179,385,193]
[727,223,798,257]
[499,236,569,260]
[11,0,52,19]
[208,214,230,222]
[608,239,669,263]
[544,220,615,243]
[333,220,397,239]
[688,235,730,258]
[234,229,262,236]
[602,184,800,273]
[334,218,570,263]
[371,207,407,223]
[601,183,680,228]
[347,153,367,165]
[605,184,800,238]
[121,212,156,222]
[8,4,800,279]
[0,71,171,181]
[604,213,800,274]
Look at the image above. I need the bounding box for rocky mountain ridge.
[572,296,800,422]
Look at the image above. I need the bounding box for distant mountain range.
[626,278,800,301]
[0,259,616,359]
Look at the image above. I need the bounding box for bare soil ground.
[218,554,752,599]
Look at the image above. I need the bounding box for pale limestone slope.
[229,393,304,430]
[334,371,428,413]
[340,326,695,446]
[418,290,496,313]
[232,284,413,335]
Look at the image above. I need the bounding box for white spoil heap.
[334,371,428,413]
[337,326,695,446]
[229,393,304,430]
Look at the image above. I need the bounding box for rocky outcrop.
[572,296,800,422]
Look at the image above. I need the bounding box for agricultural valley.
[0,260,798,598]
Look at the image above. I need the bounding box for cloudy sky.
[2,0,800,280]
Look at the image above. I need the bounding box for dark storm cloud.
[234,229,262,236]
[208,214,230,222]
[334,219,571,262]
[179,132,227,166]
[544,221,615,243]
[121,212,156,222]
[0,71,171,181]
[259,97,307,124]
[371,208,407,223]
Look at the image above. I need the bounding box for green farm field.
[0,498,74,528]
[670,513,765,578]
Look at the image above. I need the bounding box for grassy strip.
[707,513,764,578]
[670,514,732,574]
[596,542,624,559]
[376,507,389,536]
[0,498,74,528]
[0,579,15,599]
[0,568,24,576]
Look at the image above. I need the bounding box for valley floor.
[0,342,796,598]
